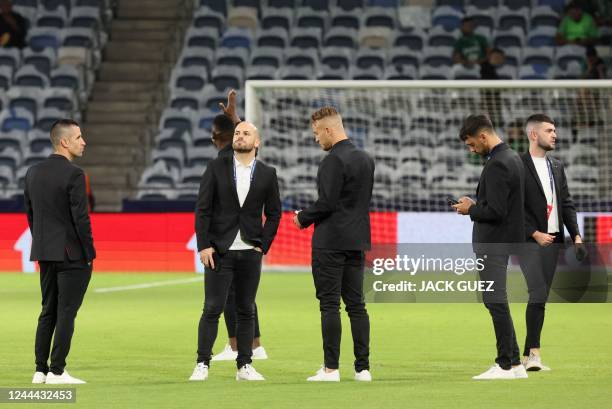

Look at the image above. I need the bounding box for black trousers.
[519,236,562,356]
[35,259,92,375]
[311,249,370,372]
[478,254,520,370]
[197,249,262,369]
[224,282,261,339]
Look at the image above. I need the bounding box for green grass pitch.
[1,272,611,409]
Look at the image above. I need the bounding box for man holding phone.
[191,121,281,381]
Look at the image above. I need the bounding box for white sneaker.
[32,372,46,384]
[513,365,529,379]
[211,344,238,361]
[236,364,265,381]
[252,346,268,360]
[354,369,372,382]
[472,364,515,380]
[525,353,551,371]
[189,362,209,381]
[307,366,340,382]
[45,371,86,384]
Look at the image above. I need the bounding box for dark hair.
[461,17,474,24]
[212,114,235,136]
[459,114,494,141]
[524,114,555,133]
[50,118,80,147]
[586,45,598,57]
[566,1,581,11]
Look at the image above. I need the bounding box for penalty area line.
[94,277,201,293]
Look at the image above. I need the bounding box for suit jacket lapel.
[524,154,546,199]
[225,156,240,205]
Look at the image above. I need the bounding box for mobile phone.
[447,198,459,206]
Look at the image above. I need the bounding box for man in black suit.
[191,121,281,381]
[293,106,374,382]
[210,90,267,361]
[453,114,527,380]
[519,114,584,371]
[25,119,95,385]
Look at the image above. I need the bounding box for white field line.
[94,277,202,293]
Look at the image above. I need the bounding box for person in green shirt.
[556,2,600,46]
[453,17,490,67]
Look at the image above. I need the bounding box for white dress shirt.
[229,156,255,250]
[531,155,559,233]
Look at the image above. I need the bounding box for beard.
[233,141,254,153]
[538,140,554,151]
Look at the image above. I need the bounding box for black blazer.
[469,143,525,247]
[521,152,580,242]
[217,144,233,158]
[298,139,375,251]
[24,154,96,262]
[195,156,281,254]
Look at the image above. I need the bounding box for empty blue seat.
[193,7,225,34]
[431,6,463,30]
[221,27,252,49]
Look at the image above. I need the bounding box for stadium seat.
[368,0,399,7]
[493,27,525,48]
[320,46,353,70]
[427,26,460,47]
[185,146,217,167]
[0,66,12,90]
[384,64,418,79]
[247,65,277,80]
[350,65,383,79]
[0,146,22,170]
[250,47,283,68]
[169,89,201,111]
[62,27,97,49]
[555,45,586,70]
[139,161,179,188]
[522,46,555,66]
[355,48,386,69]
[393,28,426,50]
[530,6,559,28]
[296,6,328,29]
[35,107,67,132]
[210,65,244,91]
[496,65,518,79]
[324,27,358,48]
[497,6,529,32]
[359,27,393,48]
[0,165,15,187]
[436,0,465,9]
[261,7,293,30]
[180,166,205,185]
[172,66,208,91]
[192,128,215,147]
[301,0,328,11]
[159,109,195,136]
[362,6,396,29]
[27,129,52,152]
[221,27,252,49]
[23,47,56,76]
[256,27,289,48]
[431,6,464,30]
[22,146,52,167]
[290,27,322,49]
[551,60,582,79]
[152,147,185,171]
[6,87,41,118]
[185,27,218,49]
[57,46,91,67]
[69,6,102,29]
[389,46,420,68]
[178,47,215,71]
[501,0,531,10]
[452,64,480,79]
[397,6,431,30]
[195,108,218,131]
[502,46,522,66]
[421,46,454,67]
[14,65,50,88]
[0,129,23,152]
[0,48,21,71]
[527,26,557,47]
[193,7,225,33]
[277,65,315,80]
[1,108,34,133]
[200,0,227,16]
[27,28,63,51]
[330,8,361,30]
[336,0,364,10]
[537,0,566,13]
[518,64,550,79]
[464,5,495,31]
[36,6,68,28]
[227,7,258,31]
[284,47,319,68]
[215,47,249,68]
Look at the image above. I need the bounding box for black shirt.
[480,62,499,80]
[0,12,28,49]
